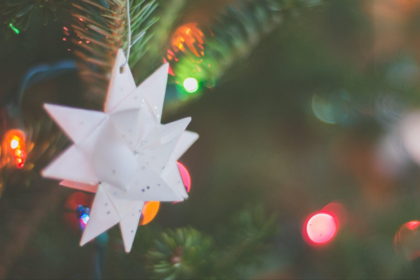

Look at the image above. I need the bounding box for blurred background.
[3,0,420,279]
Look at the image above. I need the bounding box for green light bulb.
[183,78,198,93]
[9,23,20,34]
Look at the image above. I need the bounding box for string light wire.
[121,0,131,69]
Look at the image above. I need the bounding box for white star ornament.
[41,49,198,252]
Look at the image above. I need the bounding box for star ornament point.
[42,49,198,252]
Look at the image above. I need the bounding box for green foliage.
[4,0,420,279]
[171,0,324,88]
[146,205,277,280]
[0,0,66,30]
[70,0,159,103]
[147,0,189,58]
[147,227,214,280]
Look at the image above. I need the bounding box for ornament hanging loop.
[120,0,131,73]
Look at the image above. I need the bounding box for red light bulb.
[394,220,420,260]
[305,213,337,245]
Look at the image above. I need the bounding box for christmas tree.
[2,0,420,279]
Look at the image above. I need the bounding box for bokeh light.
[80,213,90,225]
[394,221,420,260]
[10,139,19,149]
[311,90,354,125]
[311,94,336,124]
[374,94,406,126]
[183,78,198,93]
[305,213,337,244]
[322,202,347,228]
[64,192,93,232]
[401,112,420,166]
[140,201,160,225]
[376,130,410,177]
[9,23,19,34]
[3,129,26,169]
[77,205,90,229]
[170,23,205,57]
[177,161,191,193]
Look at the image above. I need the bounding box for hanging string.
[121,0,131,70]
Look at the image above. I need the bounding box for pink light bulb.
[177,162,191,192]
[306,213,337,244]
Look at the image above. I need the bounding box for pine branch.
[133,0,190,82]
[213,204,277,278]
[146,227,214,280]
[148,0,189,56]
[146,205,276,280]
[0,0,66,31]
[70,0,158,105]
[170,0,324,88]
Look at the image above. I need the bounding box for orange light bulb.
[170,23,205,57]
[3,129,26,169]
[10,139,19,149]
[139,201,160,225]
